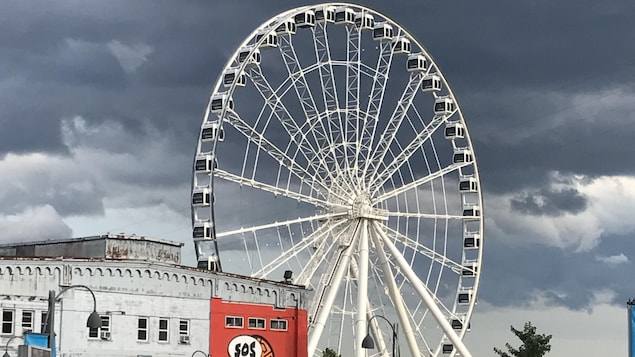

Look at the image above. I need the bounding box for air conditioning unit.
[179,335,191,344]
[100,331,111,340]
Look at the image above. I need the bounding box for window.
[179,319,190,336]
[137,317,148,342]
[40,312,49,333]
[248,318,265,330]
[88,315,110,339]
[270,319,288,331]
[158,318,169,342]
[21,310,34,332]
[1,310,14,334]
[225,316,243,328]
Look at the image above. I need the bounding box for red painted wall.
[210,297,307,357]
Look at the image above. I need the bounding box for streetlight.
[43,285,102,350]
[3,336,24,357]
[191,350,210,357]
[361,315,398,357]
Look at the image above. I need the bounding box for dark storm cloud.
[510,187,588,217]
[481,232,634,310]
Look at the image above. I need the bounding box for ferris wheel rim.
[191,3,484,357]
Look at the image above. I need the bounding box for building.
[0,234,307,357]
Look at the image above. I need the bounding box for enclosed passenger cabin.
[255,31,278,48]
[450,318,470,331]
[407,53,427,72]
[463,232,481,249]
[193,221,212,240]
[238,47,261,67]
[334,7,356,25]
[295,10,316,28]
[354,13,374,30]
[457,289,474,305]
[453,148,473,164]
[462,261,479,277]
[442,344,453,354]
[421,74,442,92]
[434,96,455,115]
[194,154,216,173]
[192,187,211,207]
[462,204,480,219]
[444,122,465,139]
[392,37,411,55]
[373,22,394,41]
[459,176,478,193]
[276,18,296,34]
[201,121,225,143]
[223,69,246,88]
[210,94,233,114]
[315,6,336,23]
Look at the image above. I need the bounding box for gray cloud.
[510,187,588,217]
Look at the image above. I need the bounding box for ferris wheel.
[191,3,483,357]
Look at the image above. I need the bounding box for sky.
[1,0,635,356]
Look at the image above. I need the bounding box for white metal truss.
[191,4,484,357]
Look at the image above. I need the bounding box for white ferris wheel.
[191,4,483,357]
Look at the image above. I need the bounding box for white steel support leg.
[308,224,361,356]
[370,221,421,357]
[374,222,473,357]
[355,219,370,357]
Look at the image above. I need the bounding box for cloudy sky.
[1,0,634,355]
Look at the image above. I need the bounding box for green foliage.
[494,321,552,357]
[322,348,341,357]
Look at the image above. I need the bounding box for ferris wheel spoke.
[373,162,469,205]
[295,229,341,286]
[359,40,394,183]
[369,221,425,357]
[308,221,361,356]
[384,225,464,274]
[344,25,361,171]
[216,211,347,238]
[375,224,473,357]
[364,73,425,182]
[245,67,331,181]
[214,168,337,209]
[370,112,452,195]
[223,110,329,195]
[278,34,336,181]
[253,222,337,279]
[387,211,464,220]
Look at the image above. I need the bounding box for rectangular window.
[225,316,243,328]
[137,317,148,342]
[88,315,110,339]
[40,312,49,333]
[1,310,14,335]
[22,310,34,331]
[248,318,265,330]
[158,318,169,342]
[179,319,190,336]
[270,319,288,331]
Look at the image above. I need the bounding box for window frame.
[1,309,15,335]
[158,317,169,343]
[225,316,244,328]
[137,317,149,342]
[21,310,34,332]
[247,317,266,330]
[179,319,190,337]
[270,319,288,331]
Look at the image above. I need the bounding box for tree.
[494,321,552,357]
[322,348,341,357]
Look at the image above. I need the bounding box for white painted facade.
[0,238,305,357]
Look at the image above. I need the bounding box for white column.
[355,219,370,357]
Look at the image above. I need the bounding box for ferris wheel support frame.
[373,220,473,357]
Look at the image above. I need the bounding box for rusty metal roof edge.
[0,234,184,248]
